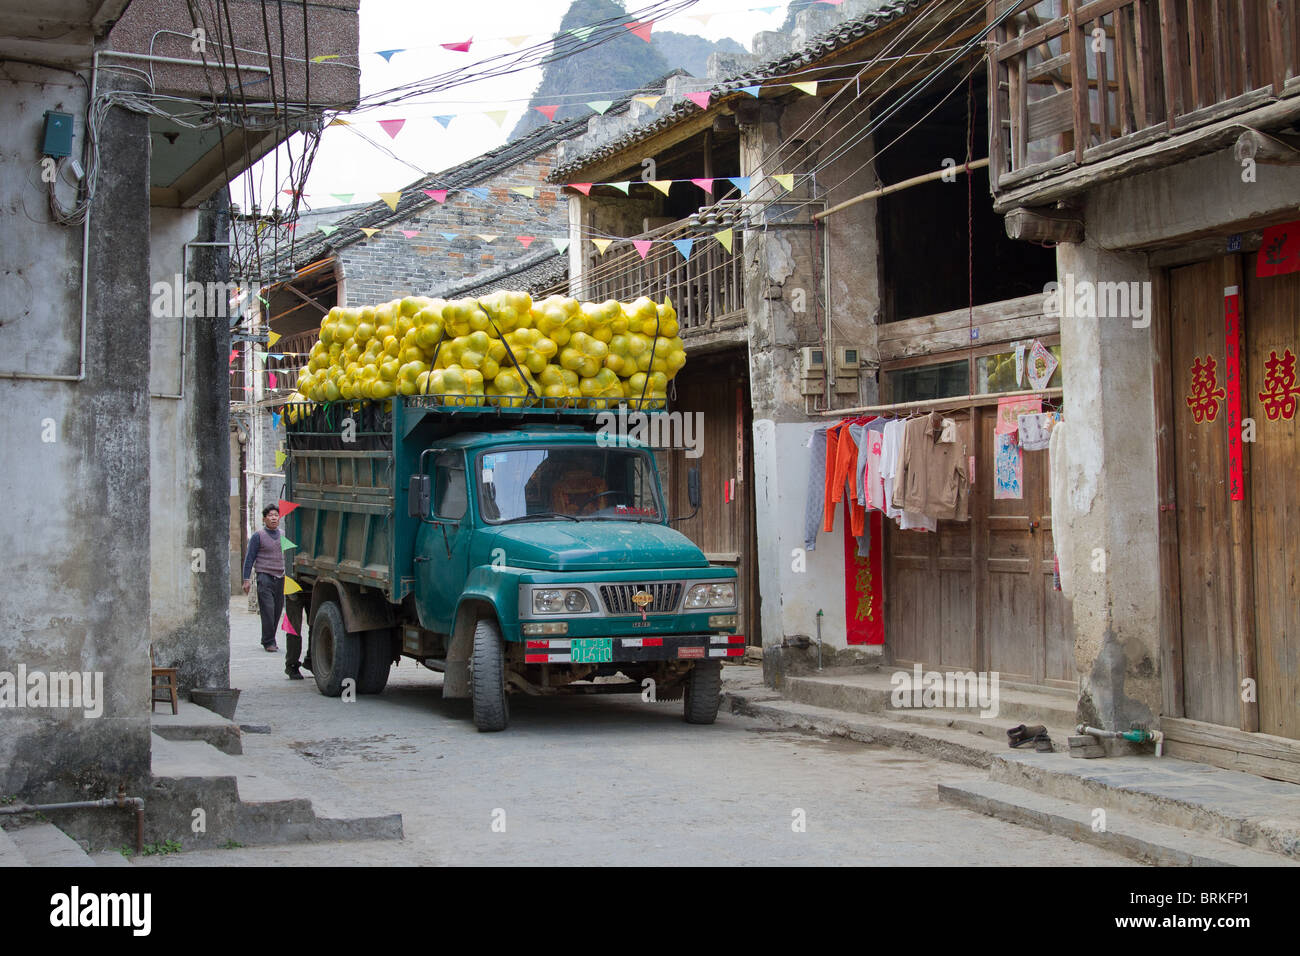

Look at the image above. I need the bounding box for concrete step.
[151,699,243,754]
[150,733,403,850]
[781,668,1077,729]
[938,778,1298,866]
[0,825,30,867]
[887,706,1075,748]
[990,750,1300,860]
[5,823,97,867]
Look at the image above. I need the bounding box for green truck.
[282,395,740,731]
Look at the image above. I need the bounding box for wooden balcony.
[988,0,1300,190]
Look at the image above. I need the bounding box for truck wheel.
[470,618,509,732]
[312,600,362,698]
[357,629,394,695]
[683,661,722,724]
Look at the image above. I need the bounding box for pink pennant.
[686,91,711,109]
[624,20,654,42]
[534,105,559,121]
[377,118,406,139]
[517,235,535,248]
[284,222,297,231]
[632,240,653,259]
[268,371,278,389]
[441,38,472,52]
[401,230,419,239]
[281,613,298,636]
[568,183,593,195]
[229,349,238,364]
[422,189,448,203]
[691,178,714,194]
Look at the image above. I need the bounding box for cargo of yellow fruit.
[283,292,685,417]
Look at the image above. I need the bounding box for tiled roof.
[432,246,568,300]
[549,0,925,182]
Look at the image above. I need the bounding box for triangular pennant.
[267,330,281,347]
[277,499,299,516]
[551,238,569,254]
[267,371,277,389]
[422,189,448,202]
[691,178,714,194]
[318,224,338,236]
[255,221,266,236]
[377,191,401,211]
[281,613,298,636]
[433,115,455,128]
[376,49,403,62]
[327,118,350,127]
[229,349,238,364]
[534,105,559,121]
[506,35,529,47]
[624,21,653,42]
[377,118,406,139]
[755,5,778,12]
[772,173,794,191]
[568,183,593,195]
[690,14,713,26]
[592,238,613,255]
[360,227,380,238]
[517,235,535,248]
[791,81,819,96]
[271,412,281,429]
[633,95,662,108]
[484,109,509,127]
[587,100,613,114]
[607,181,631,194]
[464,187,490,201]
[817,0,844,5]
[671,238,695,259]
[686,91,711,109]
[510,186,536,198]
[440,232,458,241]
[275,449,287,468]
[632,240,653,259]
[568,26,595,41]
[477,234,498,243]
[714,228,734,253]
[728,176,752,195]
[280,534,296,551]
[441,39,472,53]
[268,353,284,360]
[310,54,339,63]
[401,230,419,239]
[740,84,762,98]
[284,222,297,232]
[330,192,353,203]
[648,180,673,196]
[283,575,302,595]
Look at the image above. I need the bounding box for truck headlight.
[685,582,735,608]
[533,588,592,613]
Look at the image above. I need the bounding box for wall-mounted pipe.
[0,786,144,852]
[151,240,232,400]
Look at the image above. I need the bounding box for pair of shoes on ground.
[262,643,279,653]
[1007,723,1054,752]
[285,667,304,680]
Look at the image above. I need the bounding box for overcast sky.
[237,1,792,216]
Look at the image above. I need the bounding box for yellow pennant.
[484,110,509,127]
[633,95,662,108]
[327,118,349,127]
[283,575,302,595]
[714,228,734,253]
[378,191,401,211]
[510,186,536,198]
[275,449,286,469]
[772,173,794,191]
[477,234,498,243]
[267,330,281,347]
[648,180,672,196]
[791,81,818,96]
[360,227,380,238]
[310,54,339,63]
[592,238,613,255]
[505,35,529,47]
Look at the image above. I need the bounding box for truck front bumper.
[520,633,744,664]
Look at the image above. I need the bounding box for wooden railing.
[988,0,1300,187]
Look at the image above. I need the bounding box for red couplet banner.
[1224,286,1243,502]
[842,502,884,645]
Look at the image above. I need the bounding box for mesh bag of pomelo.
[283,290,685,420]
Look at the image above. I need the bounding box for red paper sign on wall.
[1256,220,1300,278]
[842,504,884,646]
[1224,286,1243,501]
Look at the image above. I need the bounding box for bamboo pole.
[811,158,990,221]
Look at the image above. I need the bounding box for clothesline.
[819,387,1063,418]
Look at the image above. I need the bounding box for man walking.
[242,504,294,673]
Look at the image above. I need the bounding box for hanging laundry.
[861,418,888,512]
[880,419,935,531]
[803,425,829,551]
[1017,412,1054,451]
[995,395,1042,435]
[822,419,849,532]
[896,412,970,521]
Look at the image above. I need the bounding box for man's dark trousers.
[256,571,284,648]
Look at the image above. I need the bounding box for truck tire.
[312,600,362,698]
[357,629,394,695]
[683,661,722,724]
[470,617,509,732]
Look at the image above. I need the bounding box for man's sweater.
[242,528,284,579]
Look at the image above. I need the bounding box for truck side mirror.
[408,474,431,518]
[687,465,701,510]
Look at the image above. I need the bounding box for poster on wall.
[843,504,884,645]
[1224,286,1244,501]
[994,432,1023,500]
[995,395,1041,435]
[1256,220,1300,277]
[1026,339,1059,390]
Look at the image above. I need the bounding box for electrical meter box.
[799,346,825,396]
[42,111,74,158]
[833,346,860,395]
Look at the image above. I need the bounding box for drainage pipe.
[0,786,144,852]
[1078,725,1164,757]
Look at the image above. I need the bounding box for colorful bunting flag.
[791,81,819,96]
[271,412,281,429]
[648,180,673,196]
[671,238,695,259]
[691,178,714,194]
[267,371,277,389]
[378,191,401,211]
[402,230,419,239]
[330,192,353,203]
[376,49,402,62]
[740,84,762,97]
[633,95,662,108]
[517,235,535,248]
[714,228,734,253]
[568,183,593,195]
[360,227,380,238]
[686,91,711,109]
[608,181,631,194]
[281,613,297,636]
[592,238,613,255]
[510,186,536,198]
[728,176,752,195]
[506,35,529,47]
[267,330,281,347]
[690,13,714,25]
[433,115,455,128]
[624,21,654,42]
[283,575,302,595]
[534,105,559,121]
[441,39,472,53]
[377,118,406,139]
[632,240,653,259]
[327,118,349,127]
[484,110,509,127]
[440,232,458,242]
[551,238,570,254]
[275,449,287,469]
[772,173,794,191]
[280,534,296,551]
[464,187,490,201]
[229,349,238,364]
[277,499,299,516]
[310,54,339,63]
[568,26,595,41]
[318,224,338,236]
[588,100,613,114]
[477,234,498,243]
[423,189,447,202]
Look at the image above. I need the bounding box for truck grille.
[599,583,682,615]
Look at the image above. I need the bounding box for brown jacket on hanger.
[894,412,969,521]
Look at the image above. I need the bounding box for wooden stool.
[150,645,179,715]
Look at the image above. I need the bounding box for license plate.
[571,638,613,663]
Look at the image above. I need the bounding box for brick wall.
[338,149,567,305]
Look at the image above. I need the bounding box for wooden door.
[1244,259,1300,740]
[1169,258,1240,728]
[979,407,1072,685]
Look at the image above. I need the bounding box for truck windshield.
[477,447,664,523]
